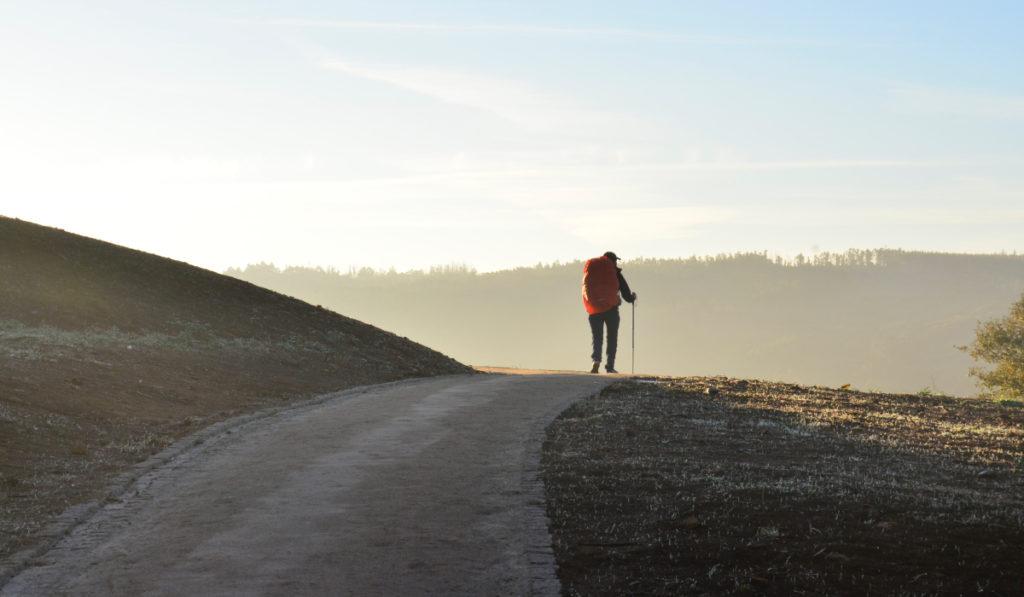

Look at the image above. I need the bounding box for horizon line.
[224,247,1024,277]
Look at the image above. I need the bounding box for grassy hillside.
[543,378,1024,595]
[0,216,469,562]
[228,252,1024,396]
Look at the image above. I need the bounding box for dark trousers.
[589,307,620,367]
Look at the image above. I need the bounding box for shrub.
[964,293,1024,399]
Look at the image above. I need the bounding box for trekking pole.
[631,300,636,375]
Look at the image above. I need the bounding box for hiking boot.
[590,362,600,374]
[606,366,619,374]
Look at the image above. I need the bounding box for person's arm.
[617,270,637,302]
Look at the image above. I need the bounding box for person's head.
[603,251,621,263]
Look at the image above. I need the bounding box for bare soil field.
[542,378,1024,596]
[0,216,470,565]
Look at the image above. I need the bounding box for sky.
[2,1,1023,272]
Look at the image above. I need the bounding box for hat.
[603,251,621,261]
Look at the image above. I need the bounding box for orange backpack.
[582,256,621,315]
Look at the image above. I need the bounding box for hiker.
[582,251,637,374]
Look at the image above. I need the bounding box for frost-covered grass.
[0,320,334,360]
[543,378,1024,596]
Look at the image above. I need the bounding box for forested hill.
[228,250,1024,396]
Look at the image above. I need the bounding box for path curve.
[3,373,611,596]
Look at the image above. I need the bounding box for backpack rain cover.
[582,256,621,315]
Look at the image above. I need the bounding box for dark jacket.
[617,268,635,304]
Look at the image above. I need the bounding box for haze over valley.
[229,250,1024,396]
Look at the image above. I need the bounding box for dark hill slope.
[0,216,469,562]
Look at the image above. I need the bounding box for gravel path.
[3,373,611,596]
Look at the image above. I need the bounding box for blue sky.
[2,1,1022,271]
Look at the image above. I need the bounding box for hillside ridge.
[0,216,470,562]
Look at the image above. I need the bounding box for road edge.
[0,374,474,589]
[520,381,608,596]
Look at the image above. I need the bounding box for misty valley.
[229,249,1024,397]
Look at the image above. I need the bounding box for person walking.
[582,251,637,374]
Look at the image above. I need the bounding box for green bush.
[964,293,1024,399]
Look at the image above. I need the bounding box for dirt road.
[3,373,611,596]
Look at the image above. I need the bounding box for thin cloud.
[871,207,1024,225]
[264,18,649,37]
[618,159,951,172]
[255,18,832,47]
[320,58,614,129]
[890,85,1024,120]
[555,206,739,243]
[384,159,952,183]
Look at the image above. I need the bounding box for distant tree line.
[227,250,1024,396]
